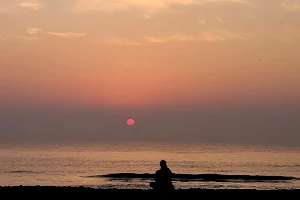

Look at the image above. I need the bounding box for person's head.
[160,160,167,168]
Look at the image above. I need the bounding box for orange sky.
[1,0,300,108]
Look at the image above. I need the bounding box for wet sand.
[1,186,299,198]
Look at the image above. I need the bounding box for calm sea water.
[0,141,299,190]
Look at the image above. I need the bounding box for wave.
[9,170,42,174]
[86,173,300,183]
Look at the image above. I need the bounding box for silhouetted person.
[150,160,174,193]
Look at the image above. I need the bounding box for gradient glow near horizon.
[1,0,300,107]
[0,0,300,145]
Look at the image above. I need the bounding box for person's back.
[153,160,174,192]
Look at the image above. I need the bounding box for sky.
[0,0,300,146]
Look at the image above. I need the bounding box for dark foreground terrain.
[1,186,299,199]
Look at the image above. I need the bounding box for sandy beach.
[1,186,299,198]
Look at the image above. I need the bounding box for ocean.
[0,141,299,190]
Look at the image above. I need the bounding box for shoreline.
[1,186,299,198]
[96,172,299,182]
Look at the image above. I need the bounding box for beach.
[1,186,300,199]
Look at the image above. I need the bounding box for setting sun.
[127,118,135,126]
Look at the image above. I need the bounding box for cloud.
[197,16,225,24]
[27,28,43,34]
[281,1,300,12]
[105,37,140,45]
[18,0,42,10]
[47,32,86,38]
[144,30,247,43]
[0,36,7,41]
[73,0,249,13]
[145,35,225,43]
[25,28,86,39]
[216,17,225,23]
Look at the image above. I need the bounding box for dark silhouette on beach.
[150,160,174,193]
[100,173,298,182]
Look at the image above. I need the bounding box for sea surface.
[0,141,299,190]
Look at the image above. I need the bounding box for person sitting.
[150,160,174,193]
